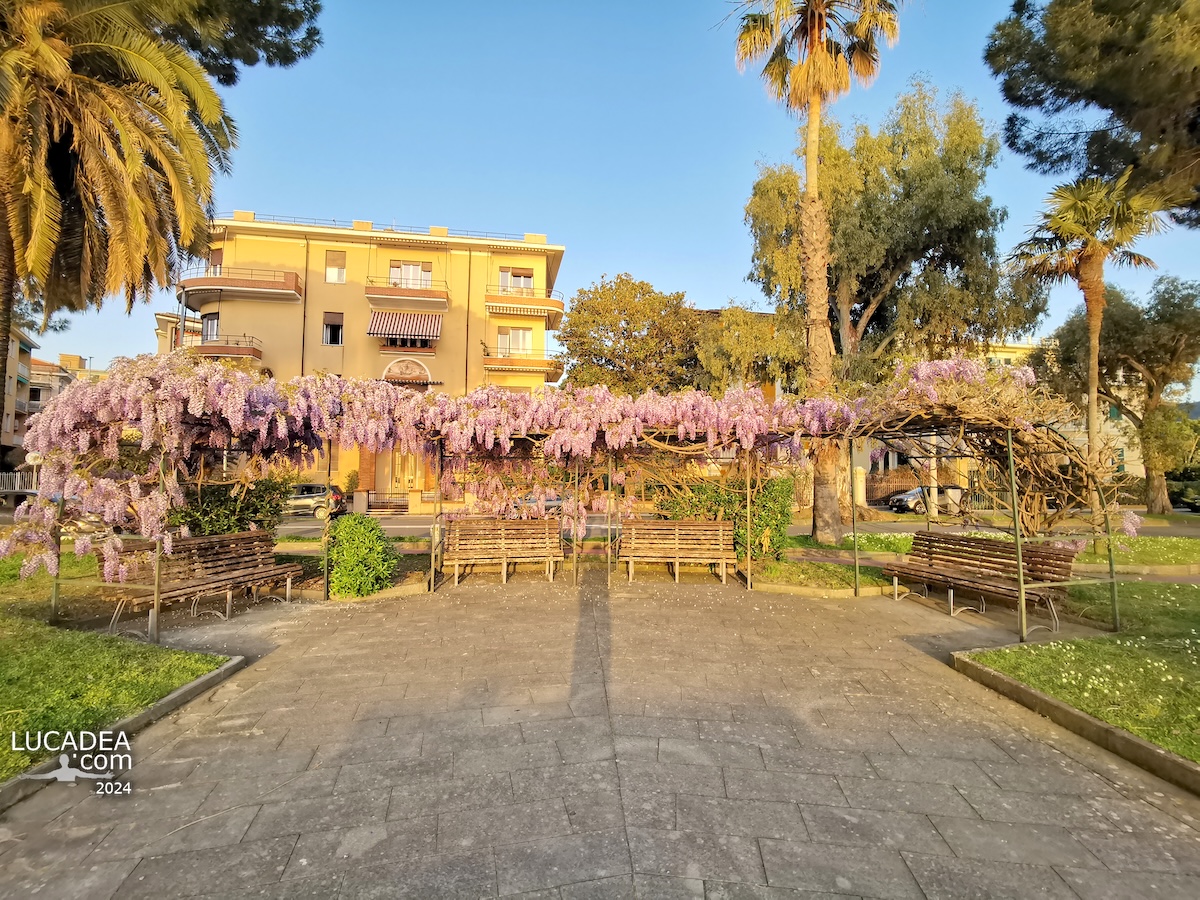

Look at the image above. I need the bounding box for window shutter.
[512,267,534,277]
[323,312,343,325]
[209,248,223,266]
[390,259,403,269]
[421,262,432,272]
[326,250,347,267]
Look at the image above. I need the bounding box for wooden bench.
[620,519,738,584]
[105,530,304,633]
[882,532,1076,630]
[442,518,564,585]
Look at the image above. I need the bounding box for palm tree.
[1012,169,1171,503]
[735,0,900,544]
[0,0,234,433]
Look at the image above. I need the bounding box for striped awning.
[367,311,442,340]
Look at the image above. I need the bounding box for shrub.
[168,474,294,536]
[329,514,398,597]
[657,477,793,560]
[343,469,359,494]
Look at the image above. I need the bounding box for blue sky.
[34,1,1198,395]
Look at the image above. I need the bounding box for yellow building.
[164,211,566,510]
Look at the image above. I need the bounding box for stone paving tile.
[196,871,347,898]
[512,761,622,802]
[865,752,996,788]
[696,720,801,750]
[929,815,1103,867]
[616,761,726,797]
[628,826,765,884]
[658,738,765,769]
[694,881,829,899]
[419,723,526,755]
[760,747,874,778]
[88,805,260,861]
[336,849,497,899]
[623,791,677,830]
[437,797,573,852]
[801,805,951,855]
[559,874,638,898]
[453,740,565,777]
[52,781,217,828]
[1072,830,1200,875]
[901,852,1079,900]
[564,791,626,834]
[0,858,139,900]
[610,715,698,740]
[112,836,297,899]
[836,776,978,818]
[483,702,576,726]
[281,818,436,880]
[724,768,846,807]
[956,786,1117,831]
[675,795,807,840]
[0,822,114,874]
[334,752,454,794]
[975,760,1122,797]
[759,839,923,899]
[244,790,389,841]
[495,828,630,895]
[1056,866,1200,900]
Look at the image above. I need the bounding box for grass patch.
[0,613,225,780]
[970,581,1200,764]
[274,534,321,543]
[757,560,889,589]
[1074,536,1200,567]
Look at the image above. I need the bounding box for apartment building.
[28,356,77,416]
[2,327,38,459]
[166,211,567,510]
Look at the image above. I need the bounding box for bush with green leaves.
[167,474,294,536]
[657,477,793,560]
[343,469,360,494]
[329,514,398,597]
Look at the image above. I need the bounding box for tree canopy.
[558,274,701,394]
[747,83,1045,375]
[695,304,806,395]
[986,0,1200,224]
[164,0,323,86]
[1031,278,1200,512]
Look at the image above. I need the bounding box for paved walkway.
[2,571,1199,898]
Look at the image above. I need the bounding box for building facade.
[167,211,567,509]
[2,328,38,459]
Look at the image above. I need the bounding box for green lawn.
[970,581,1200,763]
[757,560,889,589]
[1073,536,1200,566]
[0,613,225,780]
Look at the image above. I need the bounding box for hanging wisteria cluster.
[1,350,1062,578]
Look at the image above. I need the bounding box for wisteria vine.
[1,350,1081,579]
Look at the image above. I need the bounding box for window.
[208,248,223,276]
[325,250,346,284]
[28,387,41,403]
[499,267,534,295]
[383,336,432,349]
[323,312,344,346]
[201,313,219,342]
[389,260,432,289]
[496,327,532,357]
[1109,404,1121,421]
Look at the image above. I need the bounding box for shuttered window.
[325,250,347,284]
[323,311,344,346]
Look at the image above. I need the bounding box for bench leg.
[721,561,727,585]
[108,599,127,634]
[226,589,233,620]
[628,559,633,583]
[502,559,507,585]
[674,560,679,583]
[286,576,292,603]
[454,563,460,587]
[948,587,954,617]
[893,576,898,601]
[252,585,259,604]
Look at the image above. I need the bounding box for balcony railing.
[14,398,27,414]
[482,347,560,361]
[485,285,564,301]
[364,276,449,303]
[27,400,43,414]
[177,266,303,304]
[16,362,29,379]
[182,333,264,359]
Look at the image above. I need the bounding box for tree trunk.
[801,92,842,545]
[1078,251,1107,515]
[1145,469,1172,515]
[0,201,14,443]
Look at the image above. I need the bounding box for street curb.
[752,581,890,599]
[784,549,905,564]
[951,650,1200,797]
[0,655,246,814]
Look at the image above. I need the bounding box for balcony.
[482,347,564,382]
[27,400,43,414]
[16,362,29,381]
[177,266,302,308]
[365,276,449,309]
[484,286,565,329]
[14,398,27,414]
[182,333,264,361]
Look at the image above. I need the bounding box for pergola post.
[606,453,614,587]
[49,495,64,624]
[1096,475,1121,632]
[430,439,442,592]
[150,537,162,644]
[745,445,752,591]
[1006,429,1028,642]
[850,439,860,597]
[323,438,332,604]
[573,455,580,586]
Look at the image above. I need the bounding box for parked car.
[887,486,964,514]
[286,483,345,520]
